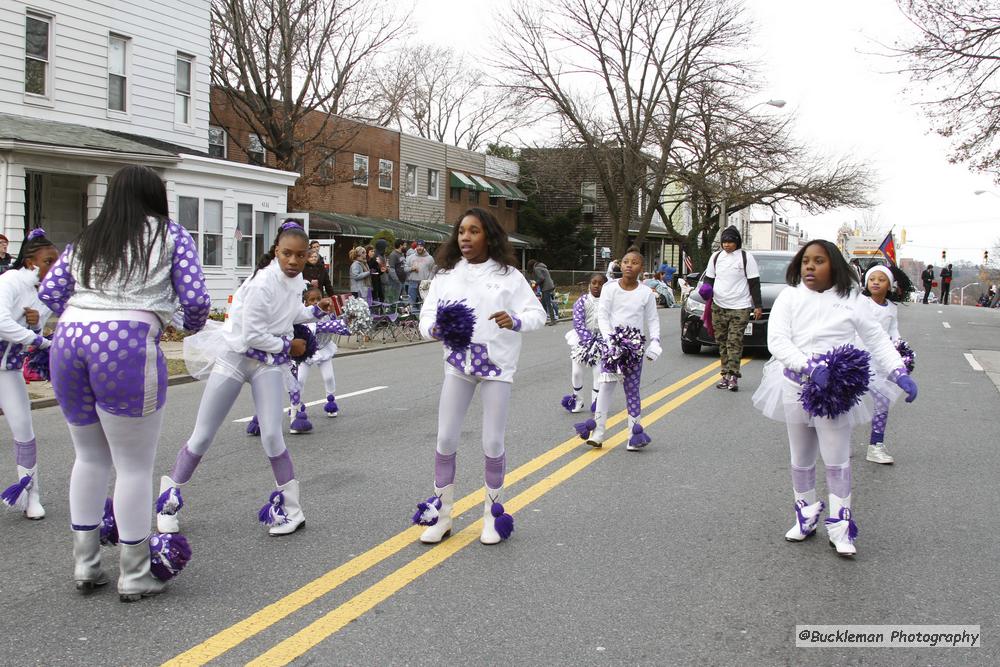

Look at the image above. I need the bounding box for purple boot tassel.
[100,498,119,546]
[574,418,596,440]
[1,475,31,511]
[628,423,652,449]
[258,490,287,526]
[824,507,859,540]
[156,485,184,515]
[246,415,261,437]
[149,533,192,581]
[412,495,442,526]
[324,394,339,416]
[290,405,313,433]
[560,394,577,412]
[491,502,514,540]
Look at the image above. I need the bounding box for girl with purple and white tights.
[39,165,210,601]
[0,229,59,520]
[411,207,545,546]
[158,222,331,538]
[561,274,606,414]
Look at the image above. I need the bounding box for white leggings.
[295,360,336,400]
[187,363,288,459]
[0,370,34,443]
[68,409,163,542]
[785,419,852,502]
[570,359,600,398]
[436,370,511,459]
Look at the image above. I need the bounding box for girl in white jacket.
[575,247,661,451]
[157,222,331,537]
[752,241,917,557]
[561,273,606,414]
[0,229,58,520]
[413,207,545,545]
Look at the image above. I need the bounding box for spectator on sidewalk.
[0,234,12,276]
[349,247,371,299]
[387,239,406,303]
[528,259,558,325]
[606,258,622,281]
[921,264,934,304]
[405,241,435,305]
[940,263,953,305]
[302,249,334,297]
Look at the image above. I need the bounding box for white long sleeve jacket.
[0,267,50,369]
[854,296,900,344]
[597,280,660,345]
[419,258,545,382]
[767,283,904,376]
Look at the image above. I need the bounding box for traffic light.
[942,249,947,262]
[986,250,990,264]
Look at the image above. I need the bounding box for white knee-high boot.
[73,527,108,593]
[825,493,857,556]
[480,486,514,545]
[2,465,45,519]
[416,484,454,544]
[259,479,305,536]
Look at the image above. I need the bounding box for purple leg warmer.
[826,463,852,499]
[869,391,890,445]
[485,453,506,489]
[434,451,457,488]
[14,438,36,469]
[623,362,643,419]
[268,449,295,485]
[790,463,816,493]
[170,445,203,484]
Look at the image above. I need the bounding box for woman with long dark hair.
[411,208,545,546]
[39,165,211,601]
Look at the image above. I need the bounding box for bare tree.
[210,0,410,198]
[375,44,528,151]
[893,1,1000,177]
[658,84,874,267]
[497,0,750,259]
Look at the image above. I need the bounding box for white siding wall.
[399,134,446,225]
[0,1,210,152]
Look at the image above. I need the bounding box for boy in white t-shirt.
[698,226,763,392]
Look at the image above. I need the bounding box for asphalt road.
[1,302,997,666]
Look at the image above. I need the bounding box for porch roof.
[0,113,178,159]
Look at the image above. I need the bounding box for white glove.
[646,340,661,362]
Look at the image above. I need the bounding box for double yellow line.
[165,358,738,666]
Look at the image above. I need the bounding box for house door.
[25,172,87,248]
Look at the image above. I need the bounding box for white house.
[0,1,299,308]
[736,204,803,251]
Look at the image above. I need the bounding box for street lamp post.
[960,282,979,306]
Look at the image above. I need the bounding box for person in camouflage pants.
[712,304,752,379]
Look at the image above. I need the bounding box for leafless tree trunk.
[210,0,410,205]
[496,0,749,259]
[375,44,528,151]
[891,1,1000,178]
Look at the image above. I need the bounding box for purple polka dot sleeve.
[316,317,351,336]
[168,222,211,332]
[572,296,590,344]
[246,336,291,365]
[38,246,76,316]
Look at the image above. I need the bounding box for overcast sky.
[412,0,999,265]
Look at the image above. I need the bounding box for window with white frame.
[378,159,393,190]
[178,196,200,256]
[24,13,51,97]
[236,203,253,267]
[581,182,597,214]
[353,154,369,186]
[427,169,439,199]
[108,35,128,112]
[318,153,335,180]
[405,164,418,196]
[202,199,223,266]
[175,54,193,125]
[247,133,265,165]
[208,126,226,158]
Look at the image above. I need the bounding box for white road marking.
[938,310,943,314]
[942,322,951,328]
[964,353,984,372]
[232,385,388,422]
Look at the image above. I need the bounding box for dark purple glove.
[809,365,830,389]
[895,373,918,403]
[698,283,713,300]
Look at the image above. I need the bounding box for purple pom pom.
[156,485,183,515]
[894,339,915,374]
[1,475,31,510]
[324,394,339,415]
[24,341,51,381]
[698,283,713,300]
[435,300,476,351]
[149,532,192,581]
[290,405,313,433]
[628,424,652,448]
[560,394,577,412]
[603,326,645,375]
[799,345,871,419]
[258,490,287,526]
[825,507,858,541]
[574,418,596,439]
[100,498,118,546]
[490,502,514,540]
[246,415,260,436]
[291,324,319,363]
[412,496,442,526]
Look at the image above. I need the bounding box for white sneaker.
[866,444,894,464]
[784,499,825,541]
[825,507,857,557]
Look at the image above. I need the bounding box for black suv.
[680,250,796,354]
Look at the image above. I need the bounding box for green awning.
[490,181,516,198]
[470,174,499,195]
[505,183,528,201]
[449,171,479,190]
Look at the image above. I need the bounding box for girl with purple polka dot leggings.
[586,360,647,450]
[50,309,167,546]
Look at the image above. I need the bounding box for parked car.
[679,250,797,354]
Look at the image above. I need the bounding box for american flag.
[683,253,693,273]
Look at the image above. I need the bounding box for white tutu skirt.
[751,358,873,428]
[865,372,904,408]
[183,320,226,381]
